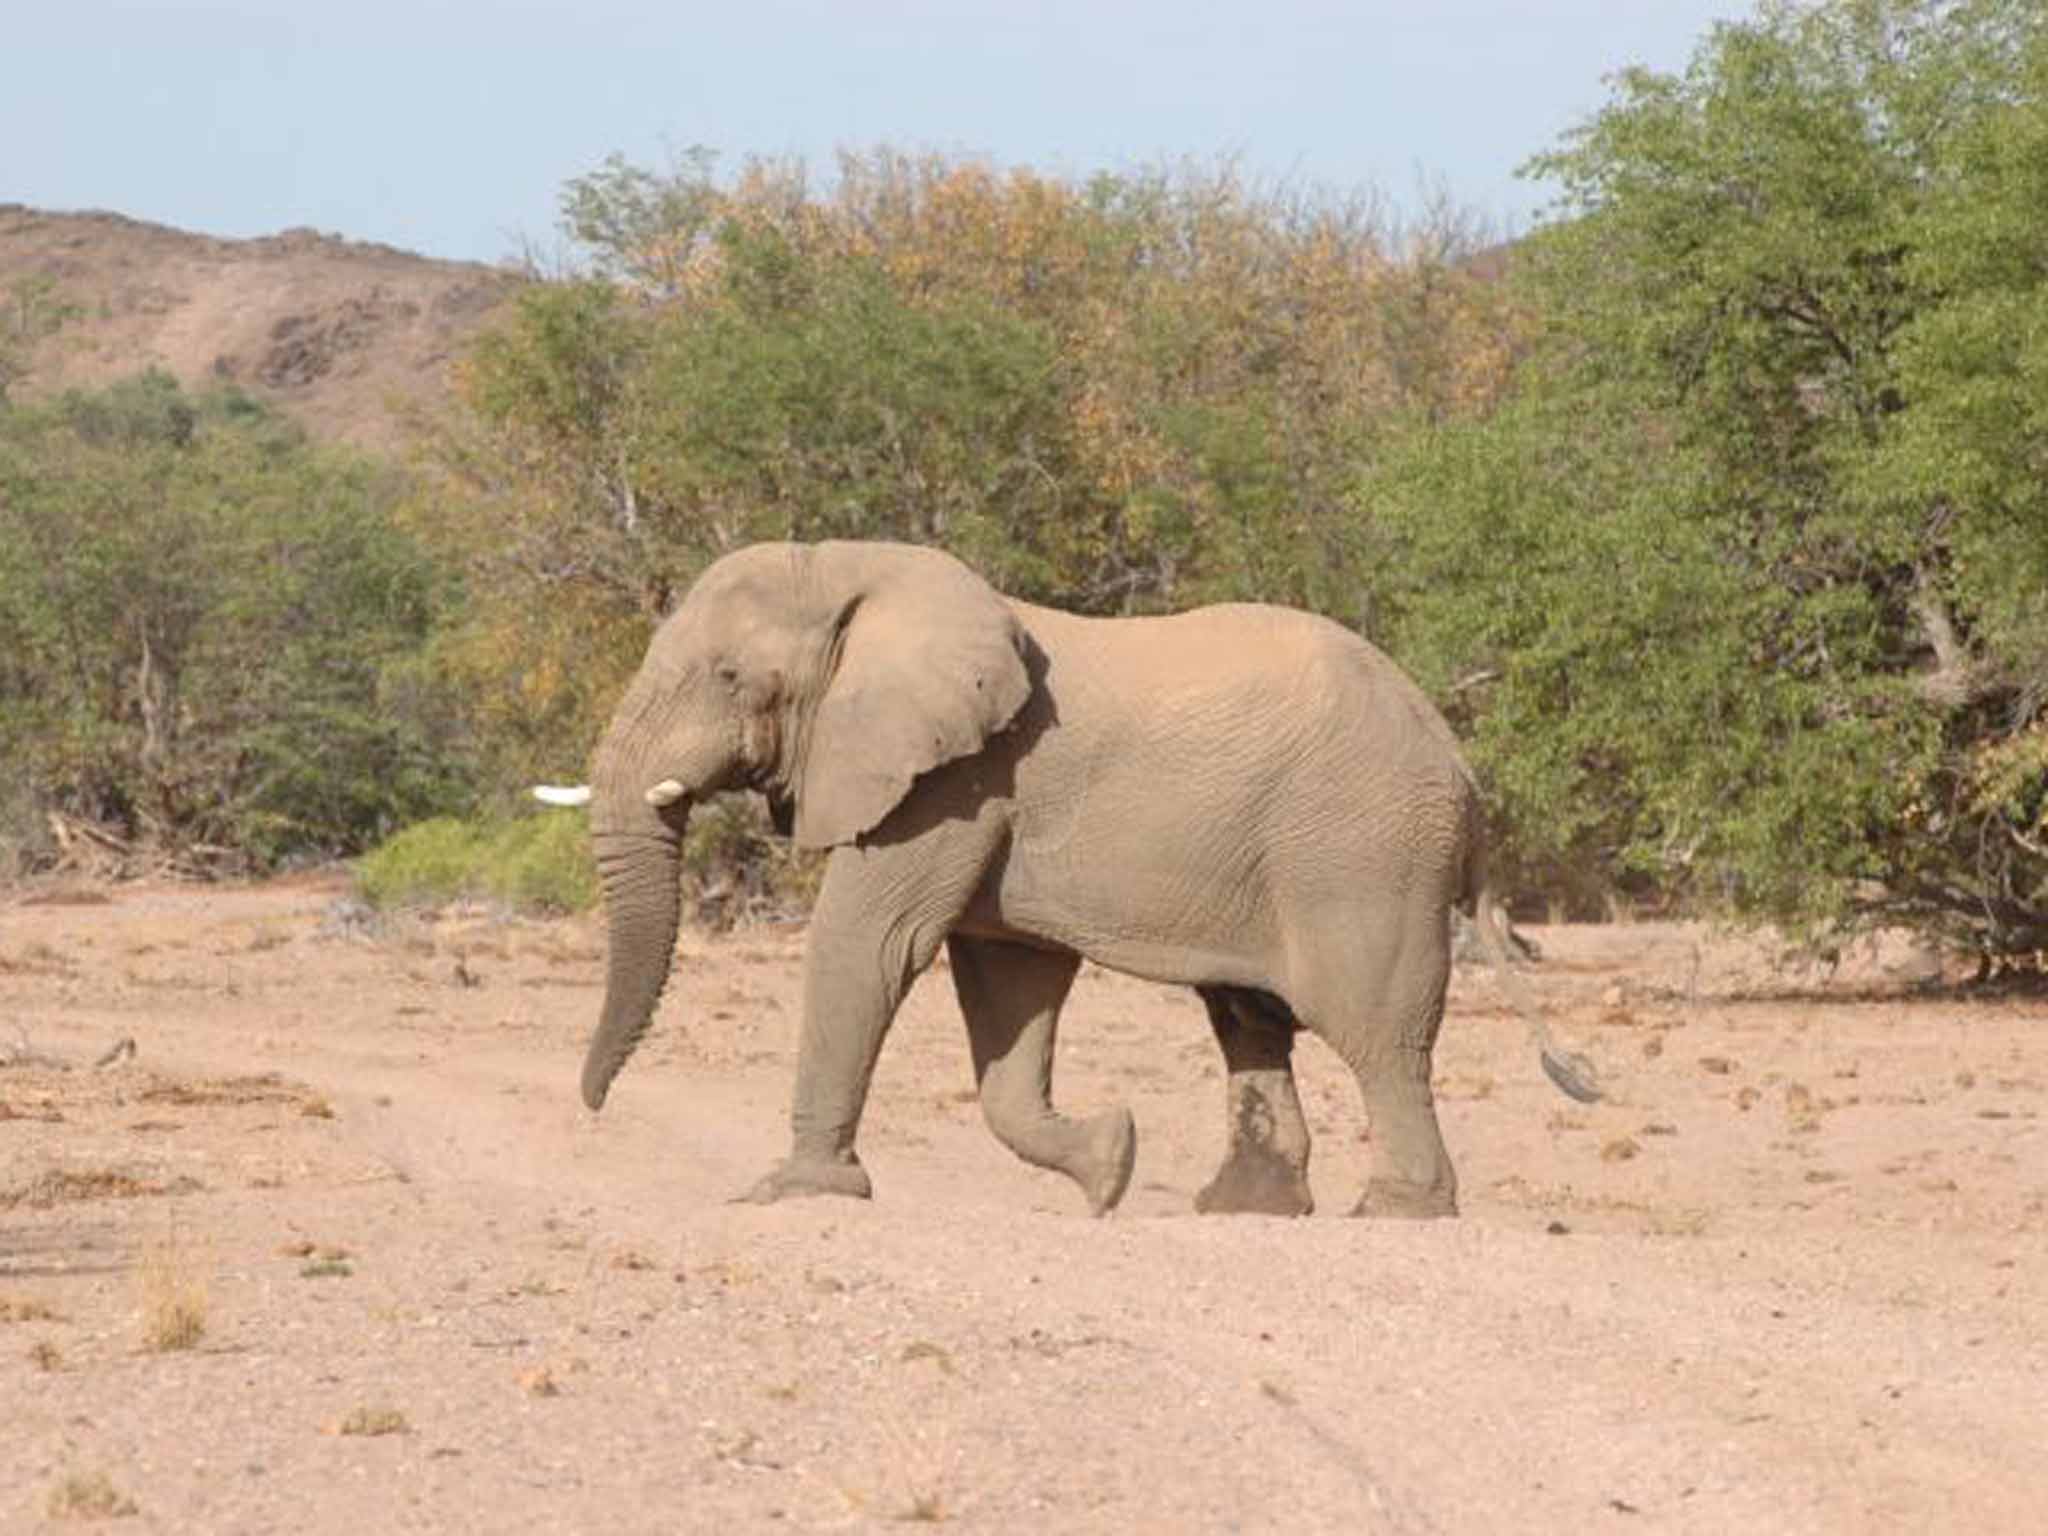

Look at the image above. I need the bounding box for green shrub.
[354,814,598,915]
[353,818,486,910]
[1371,0,2048,957]
[0,374,470,873]
[480,812,599,913]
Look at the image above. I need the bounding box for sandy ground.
[2,873,2044,1534]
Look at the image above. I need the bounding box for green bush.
[354,814,597,914]
[353,819,488,910]
[1372,0,2048,957]
[0,373,470,872]
[484,811,600,913]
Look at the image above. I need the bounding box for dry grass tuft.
[20,883,115,908]
[46,1469,137,1520]
[517,1365,561,1398]
[3,1167,189,1210]
[0,1097,67,1123]
[0,941,79,977]
[30,1339,65,1371]
[328,1405,409,1437]
[138,1072,300,1107]
[899,1340,955,1374]
[137,1229,208,1352]
[1,1294,65,1323]
[898,1491,948,1523]
[279,1239,352,1260]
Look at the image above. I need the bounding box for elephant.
[575,539,1597,1219]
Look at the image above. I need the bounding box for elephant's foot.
[1195,1145,1314,1217]
[1350,1176,1457,1220]
[1075,1107,1138,1217]
[735,1155,873,1205]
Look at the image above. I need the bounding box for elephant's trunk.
[580,800,690,1111]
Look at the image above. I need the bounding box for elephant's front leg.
[740,834,983,1206]
[948,936,1136,1216]
[1193,987,1315,1216]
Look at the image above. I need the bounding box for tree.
[417,148,1520,795]
[0,374,467,872]
[1373,0,2048,957]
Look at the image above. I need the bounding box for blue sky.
[10,2,1744,265]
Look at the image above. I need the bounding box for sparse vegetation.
[2,1168,175,1210]
[138,1073,304,1108]
[898,1491,948,1524]
[331,1405,409,1437]
[136,1229,207,1352]
[46,1469,137,1521]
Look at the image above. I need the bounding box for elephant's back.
[1011,600,1455,740]
[1010,597,1366,671]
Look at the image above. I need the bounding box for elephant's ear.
[794,545,1031,849]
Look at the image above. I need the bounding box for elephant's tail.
[1465,881,1603,1105]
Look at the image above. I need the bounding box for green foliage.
[1376,0,2048,954]
[0,373,469,871]
[418,148,1515,796]
[353,796,815,922]
[353,818,486,909]
[337,20,2046,961]
[490,809,601,912]
[354,813,597,913]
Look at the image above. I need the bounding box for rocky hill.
[0,205,521,451]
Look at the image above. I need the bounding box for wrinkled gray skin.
[582,540,1595,1219]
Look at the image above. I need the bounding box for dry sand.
[3,874,2044,1532]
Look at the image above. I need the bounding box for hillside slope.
[0,205,520,450]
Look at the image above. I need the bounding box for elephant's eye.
[714,661,742,690]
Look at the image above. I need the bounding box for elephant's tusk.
[644,779,686,807]
[532,784,593,807]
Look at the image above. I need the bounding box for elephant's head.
[579,540,1032,1111]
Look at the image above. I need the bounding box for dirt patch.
[1,879,2043,1531]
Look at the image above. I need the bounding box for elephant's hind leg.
[948,936,1136,1216]
[1193,987,1314,1217]
[1293,915,1458,1219]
